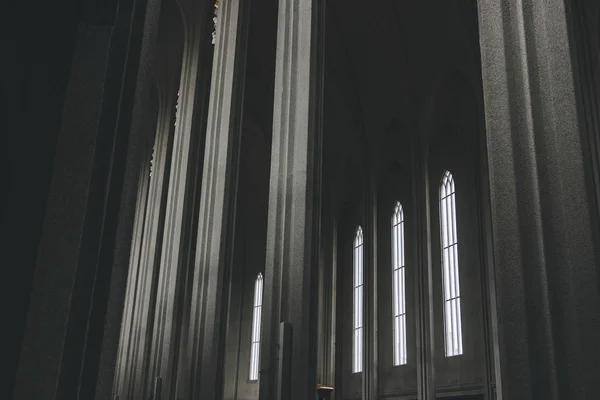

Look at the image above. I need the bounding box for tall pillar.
[412,134,436,400]
[12,0,164,396]
[116,3,184,399]
[177,0,250,398]
[477,0,600,398]
[141,0,215,398]
[111,133,153,399]
[365,180,379,400]
[259,1,326,399]
[569,0,600,225]
[127,88,176,400]
[316,213,336,387]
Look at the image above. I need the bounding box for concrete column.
[112,135,153,398]
[121,99,167,399]
[13,0,164,396]
[117,4,184,399]
[142,0,215,398]
[259,1,326,399]
[181,0,252,397]
[412,135,436,400]
[122,63,180,400]
[477,0,600,398]
[316,213,336,387]
[365,180,378,400]
[569,0,600,223]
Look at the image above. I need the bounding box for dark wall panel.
[1,1,79,395]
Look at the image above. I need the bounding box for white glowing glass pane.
[391,202,407,365]
[440,171,463,357]
[249,273,263,380]
[353,226,364,373]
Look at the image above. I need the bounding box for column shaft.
[183,0,250,398]
[13,0,163,393]
[144,5,213,398]
[259,0,326,399]
[366,181,378,400]
[112,141,152,398]
[128,90,177,399]
[413,136,436,400]
[477,0,600,397]
[170,7,216,398]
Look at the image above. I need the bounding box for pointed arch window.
[249,273,263,380]
[439,171,463,357]
[353,226,364,373]
[391,202,407,365]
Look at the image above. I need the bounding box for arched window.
[391,202,407,365]
[249,273,263,380]
[439,171,463,357]
[353,226,364,373]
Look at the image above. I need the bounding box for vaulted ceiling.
[184,0,486,217]
[323,0,483,212]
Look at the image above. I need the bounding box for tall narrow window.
[439,171,463,357]
[391,202,407,365]
[249,273,263,380]
[353,226,364,373]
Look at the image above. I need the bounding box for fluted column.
[259,1,326,399]
[477,0,600,398]
[112,3,184,398]
[182,0,251,397]
[13,0,164,396]
[127,86,179,400]
[112,111,156,399]
[120,3,184,399]
[142,1,215,398]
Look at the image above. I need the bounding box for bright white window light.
[353,226,364,373]
[439,171,463,357]
[391,202,407,365]
[249,273,263,380]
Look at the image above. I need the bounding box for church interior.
[4,0,600,399]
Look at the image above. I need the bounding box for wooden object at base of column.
[317,385,334,400]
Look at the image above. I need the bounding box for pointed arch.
[353,226,364,373]
[391,202,407,365]
[439,170,463,357]
[249,273,264,380]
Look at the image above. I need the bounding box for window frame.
[352,226,364,373]
[439,170,463,357]
[249,273,264,381]
[391,202,407,366]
